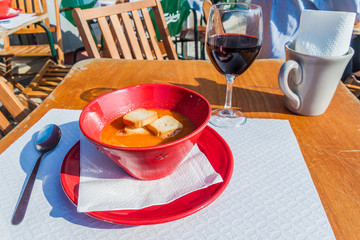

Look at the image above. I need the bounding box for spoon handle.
[11,153,44,225]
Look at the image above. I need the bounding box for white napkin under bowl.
[77,134,223,212]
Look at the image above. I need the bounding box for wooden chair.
[0,77,30,139]
[22,59,71,99]
[0,0,64,85]
[202,0,212,23]
[176,0,212,60]
[72,0,178,60]
[0,0,73,100]
[344,73,360,99]
[177,8,206,60]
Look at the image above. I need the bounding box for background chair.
[177,8,206,60]
[344,73,360,99]
[22,59,71,99]
[60,0,129,64]
[176,0,213,60]
[202,0,212,22]
[0,0,73,101]
[0,0,64,69]
[72,0,178,60]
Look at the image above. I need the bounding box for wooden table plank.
[0,59,359,239]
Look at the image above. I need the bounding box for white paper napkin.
[295,9,355,56]
[0,13,36,30]
[77,134,223,212]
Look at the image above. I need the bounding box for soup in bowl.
[79,84,211,180]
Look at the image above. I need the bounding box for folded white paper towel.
[295,9,355,56]
[77,134,223,212]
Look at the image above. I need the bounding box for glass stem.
[224,75,235,114]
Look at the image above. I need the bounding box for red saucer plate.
[60,126,233,225]
[0,8,22,20]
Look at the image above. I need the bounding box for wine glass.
[205,3,263,127]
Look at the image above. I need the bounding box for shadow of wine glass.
[80,88,117,103]
[172,77,289,115]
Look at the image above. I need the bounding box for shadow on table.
[77,78,289,115]
[173,77,288,114]
[80,87,117,102]
[17,121,134,229]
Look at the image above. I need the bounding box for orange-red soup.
[100,109,194,147]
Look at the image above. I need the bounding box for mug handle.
[278,60,302,110]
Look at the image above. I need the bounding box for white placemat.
[0,109,335,239]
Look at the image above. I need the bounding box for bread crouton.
[123,108,157,127]
[116,126,150,136]
[147,115,183,138]
[124,126,150,135]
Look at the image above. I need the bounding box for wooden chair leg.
[0,77,29,123]
[0,76,31,136]
[17,93,39,111]
[344,74,360,99]
[1,55,26,92]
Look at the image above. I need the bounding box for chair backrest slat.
[151,0,177,60]
[142,8,163,60]
[81,0,154,19]
[40,0,51,27]
[72,0,178,60]
[24,0,36,30]
[108,15,133,59]
[73,8,101,58]
[121,11,144,59]
[98,16,121,59]
[33,0,41,12]
[12,0,25,10]
[132,9,154,60]
[25,0,34,12]
[203,0,212,22]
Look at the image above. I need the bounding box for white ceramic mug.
[278,41,354,116]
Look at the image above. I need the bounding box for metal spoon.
[11,124,62,225]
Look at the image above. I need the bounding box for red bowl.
[79,84,211,180]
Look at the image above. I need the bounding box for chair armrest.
[0,53,15,57]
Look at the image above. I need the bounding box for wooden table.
[0,13,48,39]
[1,59,359,239]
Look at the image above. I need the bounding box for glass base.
[209,109,247,128]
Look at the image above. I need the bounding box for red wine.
[206,34,261,76]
